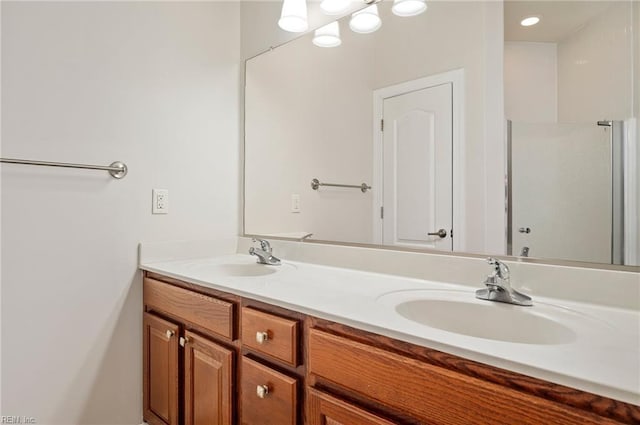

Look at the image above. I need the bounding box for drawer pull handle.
[166,330,175,339]
[256,331,269,344]
[256,384,270,399]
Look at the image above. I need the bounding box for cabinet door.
[184,331,234,425]
[241,357,297,425]
[307,389,397,425]
[144,312,180,425]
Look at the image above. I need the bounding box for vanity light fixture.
[320,0,351,16]
[278,0,309,33]
[313,21,342,47]
[391,0,427,17]
[520,16,541,27]
[349,4,382,34]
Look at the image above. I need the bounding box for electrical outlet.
[291,194,301,213]
[152,189,169,214]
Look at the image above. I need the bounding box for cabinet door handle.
[256,384,270,399]
[179,336,190,347]
[166,330,175,339]
[256,331,269,344]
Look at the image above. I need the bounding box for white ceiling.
[504,1,615,43]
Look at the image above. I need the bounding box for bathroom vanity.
[139,248,640,425]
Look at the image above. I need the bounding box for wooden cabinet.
[143,271,640,425]
[184,330,233,425]
[143,277,237,425]
[308,328,618,425]
[143,313,179,425]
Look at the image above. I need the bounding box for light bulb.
[349,4,381,34]
[320,0,351,16]
[313,21,342,47]
[278,0,309,33]
[391,0,427,17]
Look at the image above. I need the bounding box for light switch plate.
[152,189,169,214]
[291,194,301,213]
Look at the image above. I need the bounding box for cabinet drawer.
[144,277,234,339]
[240,357,297,425]
[241,307,298,366]
[308,329,616,425]
[307,388,397,425]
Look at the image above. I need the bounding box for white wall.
[244,1,504,253]
[558,2,633,123]
[245,28,375,243]
[1,2,239,424]
[504,42,557,122]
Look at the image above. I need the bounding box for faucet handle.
[486,257,510,280]
[252,238,272,253]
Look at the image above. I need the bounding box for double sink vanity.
[139,238,640,425]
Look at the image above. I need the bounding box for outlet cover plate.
[152,189,169,214]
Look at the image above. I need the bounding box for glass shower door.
[509,122,613,264]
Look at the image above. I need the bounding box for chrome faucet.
[249,238,281,266]
[475,258,532,306]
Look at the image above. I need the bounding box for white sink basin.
[212,263,279,277]
[377,290,592,345]
[396,298,575,344]
[179,256,295,278]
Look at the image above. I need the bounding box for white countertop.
[140,253,640,405]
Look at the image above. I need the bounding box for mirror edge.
[242,233,640,272]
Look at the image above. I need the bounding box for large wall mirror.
[244,0,640,267]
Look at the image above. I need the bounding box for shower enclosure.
[506,120,636,265]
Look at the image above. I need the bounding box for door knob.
[165,330,175,338]
[427,229,447,238]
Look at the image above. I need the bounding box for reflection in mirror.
[508,122,615,263]
[245,1,495,254]
[244,0,639,266]
[504,1,638,265]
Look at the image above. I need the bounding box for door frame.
[623,118,638,265]
[372,68,465,251]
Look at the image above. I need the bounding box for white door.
[382,83,453,250]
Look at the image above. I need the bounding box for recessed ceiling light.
[520,16,540,27]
